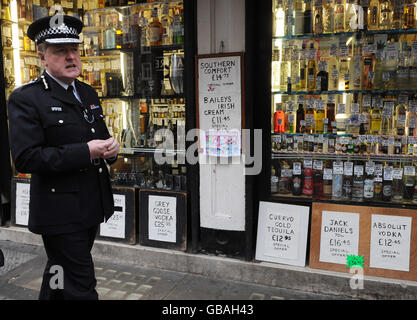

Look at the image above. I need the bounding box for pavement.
[0,239,343,301]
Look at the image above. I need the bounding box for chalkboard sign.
[139,189,187,251]
[11,177,31,227]
[255,201,310,267]
[196,52,245,157]
[97,187,136,245]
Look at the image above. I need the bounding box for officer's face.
[39,43,81,84]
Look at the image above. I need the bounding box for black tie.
[67,84,74,93]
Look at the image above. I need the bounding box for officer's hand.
[87,139,109,159]
[102,137,120,159]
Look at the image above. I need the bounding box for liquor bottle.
[403,164,416,200]
[338,58,350,90]
[315,100,325,133]
[313,160,323,198]
[313,0,324,34]
[349,38,362,90]
[274,0,286,37]
[323,161,333,198]
[373,163,383,200]
[328,58,339,91]
[272,49,280,91]
[364,161,375,201]
[273,103,286,133]
[271,167,279,193]
[334,0,345,32]
[291,46,301,91]
[382,37,398,90]
[396,41,410,90]
[296,102,305,133]
[326,96,337,134]
[368,0,380,30]
[370,103,382,134]
[303,0,313,34]
[392,0,402,29]
[382,163,393,202]
[379,0,393,29]
[286,100,296,133]
[373,43,384,89]
[361,0,369,30]
[391,163,403,202]
[172,7,184,44]
[352,162,364,202]
[342,161,353,200]
[305,99,315,133]
[394,100,407,136]
[407,104,416,136]
[19,0,27,19]
[316,61,328,91]
[332,160,344,199]
[381,97,394,135]
[345,0,359,32]
[285,0,295,36]
[403,0,415,29]
[115,15,123,49]
[278,161,292,194]
[149,7,162,46]
[299,43,308,90]
[323,0,334,33]
[104,16,116,49]
[130,7,140,48]
[280,46,291,91]
[302,167,313,196]
[161,4,173,45]
[306,42,316,91]
[292,161,303,195]
[294,0,305,34]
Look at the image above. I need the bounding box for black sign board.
[139,189,187,251]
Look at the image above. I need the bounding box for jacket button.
[58,120,64,124]
[51,188,55,192]
[91,128,95,133]
[99,168,103,173]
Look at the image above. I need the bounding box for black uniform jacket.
[8,72,116,235]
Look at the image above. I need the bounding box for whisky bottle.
[345,0,359,32]
[302,167,314,196]
[299,43,307,90]
[338,58,349,91]
[280,46,291,91]
[294,0,305,34]
[334,0,345,33]
[273,0,285,37]
[392,163,404,203]
[104,17,116,49]
[292,161,303,195]
[403,0,415,29]
[172,7,184,44]
[313,160,323,198]
[362,39,375,90]
[161,4,173,45]
[403,164,415,200]
[323,161,333,198]
[381,97,394,135]
[328,58,339,91]
[368,0,380,30]
[296,102,305,133]
[272,49,280,91]
[306,43,317,91]
[382,163,393,202]
[285,0,295,36]
[303,0,313,34]
[149,7,162,46]
[394,100,407,136]
[379,0,393,30]
[352,162,364,202]
[407,104,416,136]
[326,96,337,134]
[313,0,324,34]
[370,102,382,134]
[316,59,329,91]
[115,15,123,49]
[305,99,315,133]
[342,161,353,200]
[349,37,362,90]
[397,40,411,90]
[332,160,344,199]
[315,100,325,133]
[392,0,402,29]
[323,0,334,33]
[364,161,375,201]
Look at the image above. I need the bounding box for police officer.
[7,14,120,300]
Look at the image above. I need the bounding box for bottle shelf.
[271,151,417,162]
[120,147,186,155]
[98,93,183,100]
[272,89,417,95]
[272,28,417,40]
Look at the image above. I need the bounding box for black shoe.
[0,249,4,267]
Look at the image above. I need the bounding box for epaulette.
[15,77,42,91]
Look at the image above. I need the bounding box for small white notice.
[370,214,412,272]
[15,182,30,226]
[100,194,126,239]
[255,201,310,267]
[319,211,360,265]
[148,195,177,243]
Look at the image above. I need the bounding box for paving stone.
[146,276,161,285]
[125,293,143,300]
[115,272,132,281]
[103,269,117,277]
[136,284,152,294]
[249,293,265,300]
[96,287,111,297]
[271,296,285,300]
[106,279,122,289]
[121,282,138,291]
[105,290,127,300]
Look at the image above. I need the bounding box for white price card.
[370,214,412,272]
[255,202,310,266]
[319,211,360,265]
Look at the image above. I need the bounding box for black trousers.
[39,225,99,300]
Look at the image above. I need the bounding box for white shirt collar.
[45,70,75,90]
